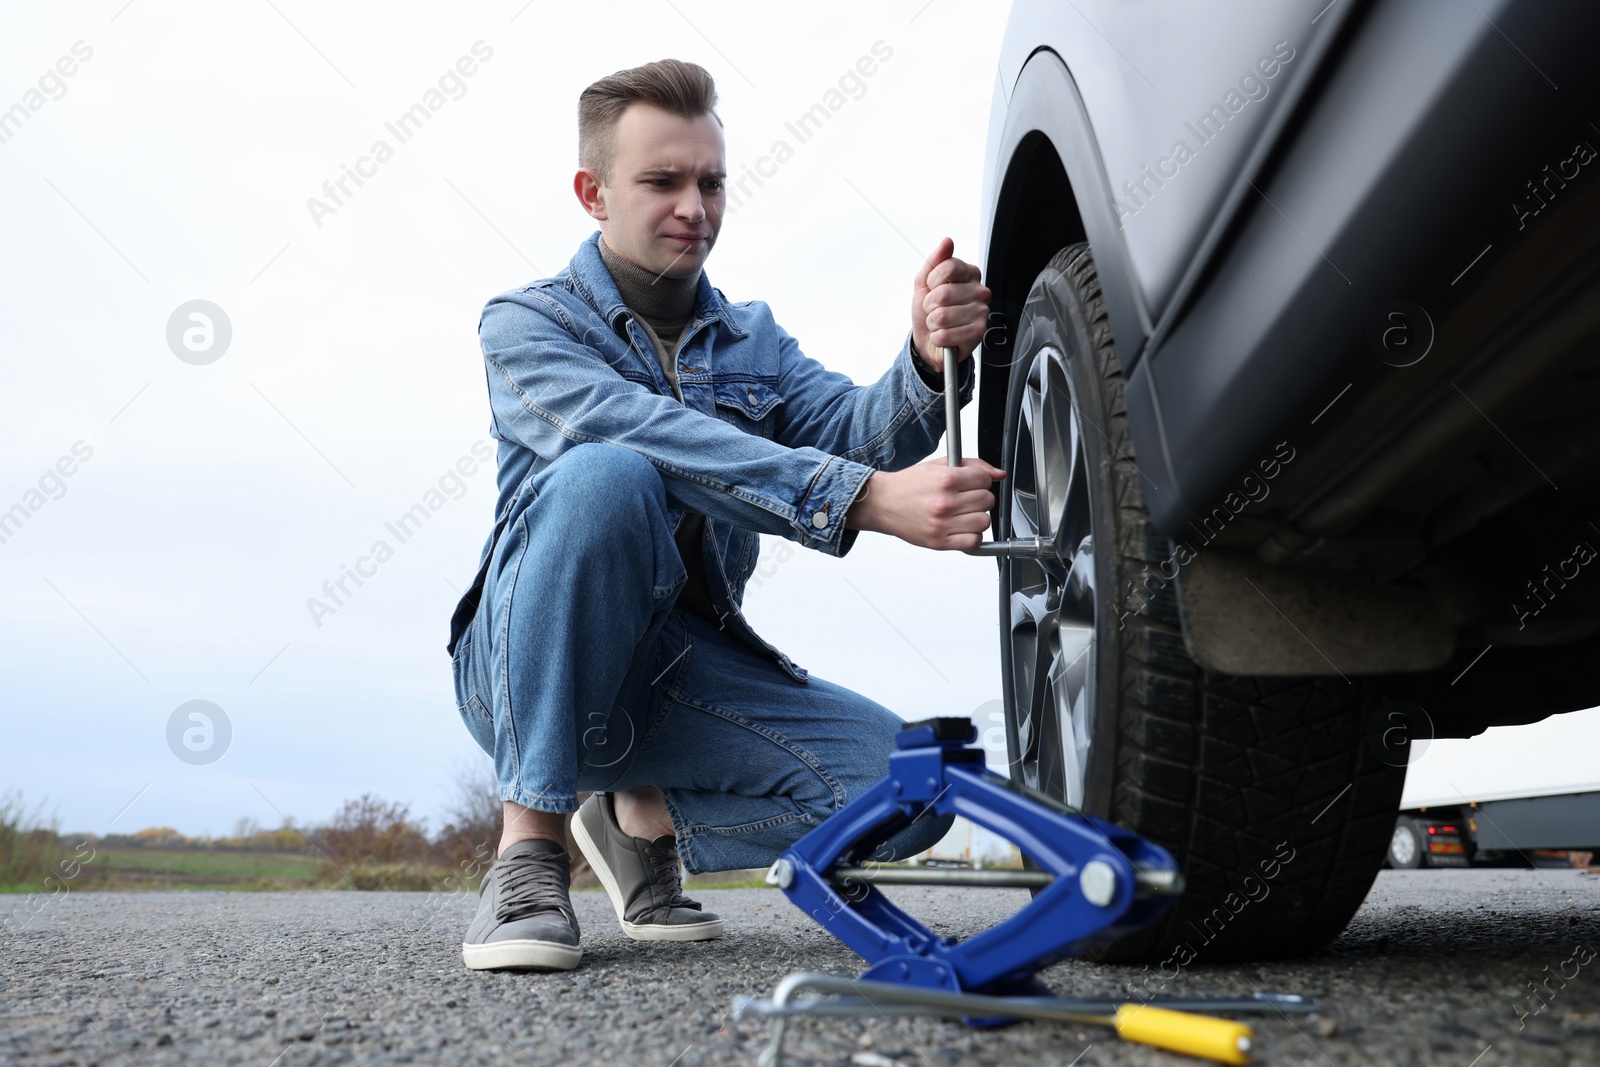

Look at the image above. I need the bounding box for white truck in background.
[1386,784,1600,869]
[1387,712,1600,869]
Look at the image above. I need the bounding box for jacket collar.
[567,230,748,339]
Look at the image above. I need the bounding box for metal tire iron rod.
[943,345,1053,558]
[735,972,1317,1021]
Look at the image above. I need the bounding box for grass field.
[0,847,330,893]
[0,846,777,894]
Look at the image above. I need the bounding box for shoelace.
[641,838,700,913]
[494,850,573,927]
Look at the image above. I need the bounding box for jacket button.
[811,510,829,530]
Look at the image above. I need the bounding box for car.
[975,0,1600,962]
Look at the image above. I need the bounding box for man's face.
[578,103,726,280]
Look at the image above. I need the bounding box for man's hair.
[578,59,720,183]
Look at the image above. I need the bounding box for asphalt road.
[4,869,1598,1067]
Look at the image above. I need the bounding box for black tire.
[997,244,1407,963]
[1386,818,1426,869]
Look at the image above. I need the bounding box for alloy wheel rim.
[1006,344,1096,808]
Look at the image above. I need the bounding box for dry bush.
[339,863,461,891]
[312,770,614,892]
[0,791,61,886]
[425,762,597,888]
[317,794,430,867]
[429,760,502,871]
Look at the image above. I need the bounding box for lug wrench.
[942,346,1053,558]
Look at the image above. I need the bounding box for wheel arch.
[978,49,1158,479]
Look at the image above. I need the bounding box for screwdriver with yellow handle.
[1109,1003,1255,1065]
[743,972,1260,1066]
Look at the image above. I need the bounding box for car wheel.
[1387,818,1425,869]
[997,243,1407,963]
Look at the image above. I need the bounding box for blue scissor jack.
[736,349,1296,1065]
[761,716,1184,1021]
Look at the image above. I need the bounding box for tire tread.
[1012,245,1404,963]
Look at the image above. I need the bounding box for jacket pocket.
[712,379,784,439]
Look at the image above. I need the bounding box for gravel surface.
[3,869,1598,1066]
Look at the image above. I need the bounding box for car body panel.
[1142,0,1597,534]
[979,0,1600,721]
[982,0,1600,534]
[987,1,1326,322]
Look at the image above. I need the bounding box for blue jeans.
[450,442,954,874]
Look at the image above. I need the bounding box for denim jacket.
[446,230,976,683]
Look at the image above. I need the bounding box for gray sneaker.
[462,839,582,970]
[571,792,724,941]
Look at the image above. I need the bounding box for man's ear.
[574,168,608,221]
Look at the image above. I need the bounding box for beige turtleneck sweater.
[598,236,721,626]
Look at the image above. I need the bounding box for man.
[448,58,1004,971]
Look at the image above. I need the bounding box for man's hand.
[911,237,991,377]
[844,459,1007,551]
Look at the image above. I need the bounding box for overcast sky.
[0,1,1020,844]
[2,1,1593,848]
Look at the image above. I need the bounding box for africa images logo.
[165,700,232,766]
